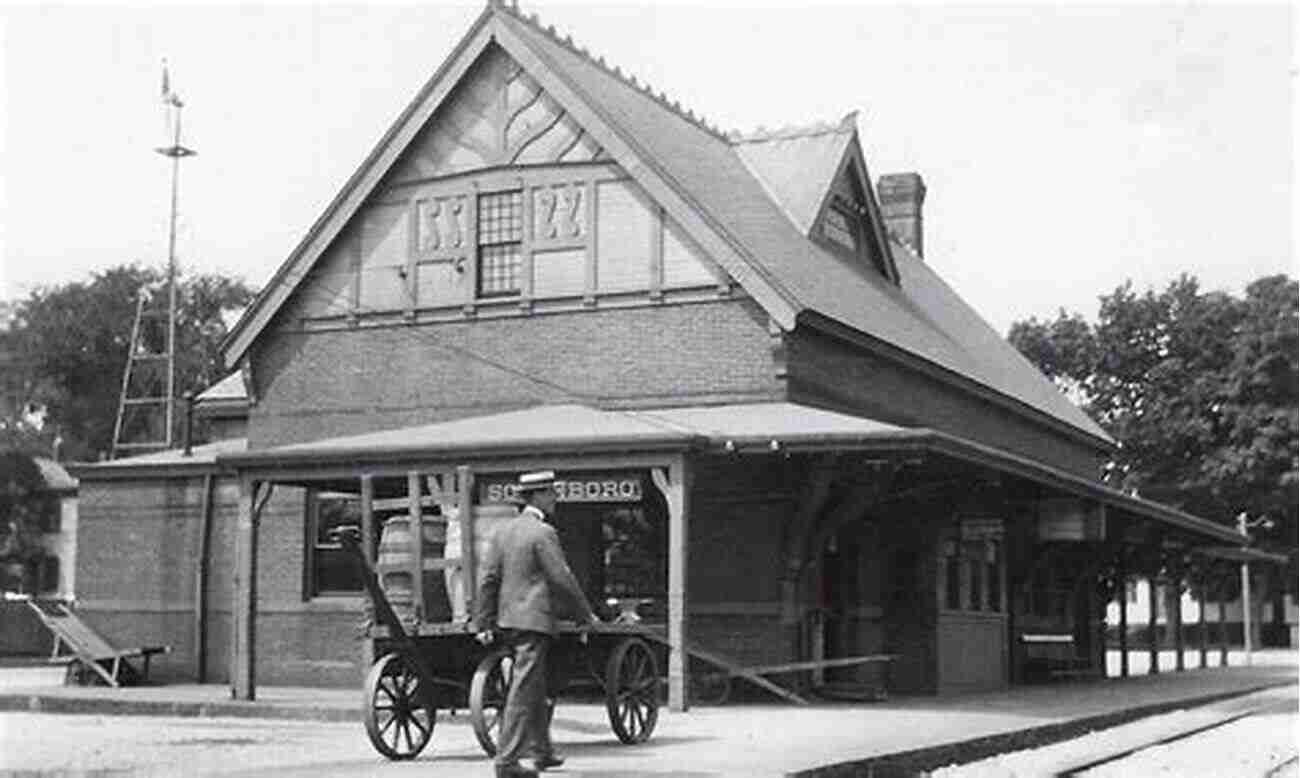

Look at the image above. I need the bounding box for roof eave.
[218,434,704,471]
[69,459,227,481]
[797,309,1116,453]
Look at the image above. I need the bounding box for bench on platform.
[25,598,170,687]
[1021,633,1095,680]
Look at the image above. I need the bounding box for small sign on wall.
[1037,498,1105,542]
[960,517,1004,540]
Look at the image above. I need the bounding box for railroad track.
[1054,690,1298,777]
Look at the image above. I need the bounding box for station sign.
[1037,498,1105,542]
[479,472,644,505]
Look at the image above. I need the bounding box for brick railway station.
[70,0,1279,716]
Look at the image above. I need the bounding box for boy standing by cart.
[476,470,598,778]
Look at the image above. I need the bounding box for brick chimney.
[877,172,927,258]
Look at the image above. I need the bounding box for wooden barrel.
[377,516,416,623]
[377,514,447,624]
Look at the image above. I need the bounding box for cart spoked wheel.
[363,652,435,760]
[469,649,513,756]
[690,671,732,706]
[604,637,659,744]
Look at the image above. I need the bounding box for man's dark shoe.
[495,764,539,778]
[534,753,566,771]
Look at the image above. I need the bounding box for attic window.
[477,190,524,297]
[822,203,858,251]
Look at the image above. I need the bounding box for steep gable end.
[387,45,604,184]
[733,117,898,285]
[811,145,897,284]
[263,33,734,331]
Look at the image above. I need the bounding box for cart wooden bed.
[337,526,662,760]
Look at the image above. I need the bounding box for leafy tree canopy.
[7,264,255,461]
[1008,274,1298,555]
[0,450,48,565]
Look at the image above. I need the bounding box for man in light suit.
[476,471,597,778]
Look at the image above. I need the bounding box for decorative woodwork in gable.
[814,163,891,282]
[288,165,732,324]
[388,45,602,186]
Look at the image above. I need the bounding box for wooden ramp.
[640,627,895,705]
[25,599,170,687]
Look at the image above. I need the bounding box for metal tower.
[111,62,196,459]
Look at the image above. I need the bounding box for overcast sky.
[0,1,1294,335]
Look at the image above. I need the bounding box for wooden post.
[194,472,214,683]
[232,479,270,700]
[1118,553,1129,678]
[360,475,376,564]
[653,456,690,713]
[1197,566,1208,669]
[408,471,424,622]
[360,474,375,669]
[1147,576,1160,674]
[1172,563,1184,672]
[457,466,475,623]
[1218,571,1229,666]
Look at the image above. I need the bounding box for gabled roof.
[34,457,76,493]
[733,117,858,235]
[220,1,1111,449]
[196,371,247,403]
[194,370,249,419]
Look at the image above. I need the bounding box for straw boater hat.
[516,470,556,497]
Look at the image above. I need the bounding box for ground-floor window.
[306,490,364,597]
[941,531,1004,613]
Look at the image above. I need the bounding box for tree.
[0,450,51,593]
[8,264,256,461]
[1008,274,1298,553]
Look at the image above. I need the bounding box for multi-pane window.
[968,548,983,610]
[307,490,364,596]
[944,543,962,610]
[986,541,1001,611]
[477,190,524,297]
[942,535,1002,613]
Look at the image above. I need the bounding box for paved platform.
[1,650,1295,777]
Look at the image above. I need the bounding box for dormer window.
[477,189,524,297]
[822,194,868,254]
[822,200,859,252]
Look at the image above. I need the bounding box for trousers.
[495,630,557,767]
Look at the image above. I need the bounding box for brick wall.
[786,328,1105,478]
[76,475,369,687]
[249,298,781,447]
[75,477,210,682]
[687,455,795,669]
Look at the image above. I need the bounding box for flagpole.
[155,63,195,448]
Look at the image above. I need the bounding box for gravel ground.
[929,685,1297,778]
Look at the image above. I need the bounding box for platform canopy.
[219,401,1245,546]
[1194,546,1290,564]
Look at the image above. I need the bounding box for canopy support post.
[653,456,691,713]
[232,479,271,701]
[1118,552,1129,678]
[1147,575,1160,674]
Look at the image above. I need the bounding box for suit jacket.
[476,506,594,636]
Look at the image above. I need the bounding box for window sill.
[303,595,367,612]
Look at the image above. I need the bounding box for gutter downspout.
[195,472,215,682]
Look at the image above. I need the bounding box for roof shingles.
[498,5,1109,445]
